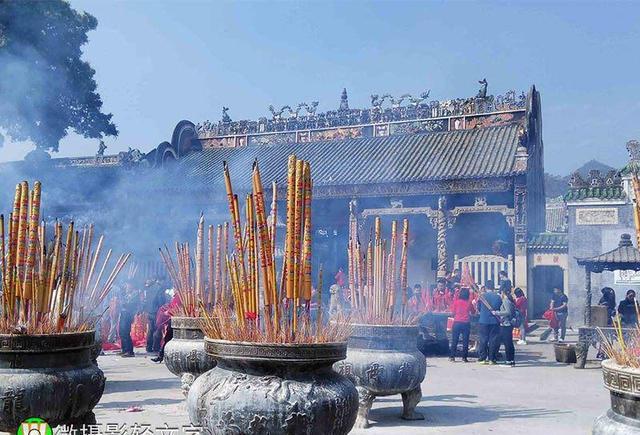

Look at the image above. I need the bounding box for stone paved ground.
[89,330,607,435]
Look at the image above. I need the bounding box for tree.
[0,0,117,153]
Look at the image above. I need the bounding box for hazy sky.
[1,0,639,175]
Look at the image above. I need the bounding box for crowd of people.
[446,272,525,367]
[400,269,528,367]
[103,269,639,368]
[103,278,177,362]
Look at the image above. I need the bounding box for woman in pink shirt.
[449,287,475,362]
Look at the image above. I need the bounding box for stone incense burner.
[187,338,358,434]
[594,359,640,434]
[0,330,105,432]
[334,323,426,428]
[164,316,216,396]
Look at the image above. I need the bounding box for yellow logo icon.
[17,418,52,435]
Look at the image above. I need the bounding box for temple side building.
[565,141,640,325]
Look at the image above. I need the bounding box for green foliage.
[0,0,117,152]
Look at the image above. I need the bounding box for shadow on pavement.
[366,403,570,428]
[96,397,184,410]
[103,377,181,394]
[376,394,478,405]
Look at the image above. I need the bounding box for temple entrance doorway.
[531,265,565,318]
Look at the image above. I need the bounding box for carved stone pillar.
[514,184,528,294]
[584,267,592,327]
[435,196,448,278]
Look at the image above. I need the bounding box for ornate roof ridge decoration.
[620,139,640,176]
[51,147,149,169]
[196,86,527,138]
[566,168,624,202]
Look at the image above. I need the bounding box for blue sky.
[1,0,639,174]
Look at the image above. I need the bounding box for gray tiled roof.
[577,234,640,272]
[528,232,568,251]
[177,123,523,189]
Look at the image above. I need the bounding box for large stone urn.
[594,359,640,434]
[164,316,216,396]
[187,338,359,434]
[0,331,105,432]
[334,324,427,428]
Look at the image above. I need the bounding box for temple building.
[148,83,546,303]
[0,83,548,313]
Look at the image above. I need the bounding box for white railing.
[453,254,513,287]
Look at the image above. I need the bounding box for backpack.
[511,307,523,328]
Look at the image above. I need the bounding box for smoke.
[0,158,230,282]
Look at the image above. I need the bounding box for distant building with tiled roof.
[565,140,640,326]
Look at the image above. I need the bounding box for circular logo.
[17,418,52,435]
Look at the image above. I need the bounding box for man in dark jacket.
[618,290,638,327]
[119,281,139,357]
[477,280,503,364]
[144,279,165,353]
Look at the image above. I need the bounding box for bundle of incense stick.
[347,213,414,325]
[159,215,230,317]
[0,181,131,334]
[201,156,350,344]
[598,315,640,368]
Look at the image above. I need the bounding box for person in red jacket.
[449,287,475,362]
[409,284,430,314]
[514,287,528,345]
[432,279,448,312]
[151,293,180,363]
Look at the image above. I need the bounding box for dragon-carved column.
[514,183,528,295]
[429,196,450,279]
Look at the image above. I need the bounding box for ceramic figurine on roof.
[339,88,350,111]
[97,140,107,156]
[626,139,640,175]
[588,170,605,187]
[222,107,232,123]
[604,170,620,186]
[477,78,488,99]
[568,172,588,189]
